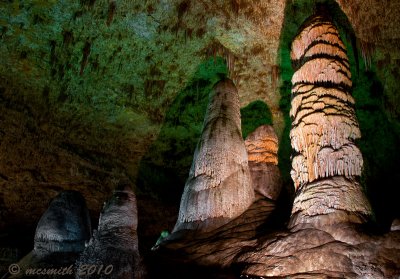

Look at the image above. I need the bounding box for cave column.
[288,12,371,228]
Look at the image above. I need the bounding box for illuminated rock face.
[289,14,371,227]
[173,79,254,233]
[34,191,91,254]
[245,125,282,200]
[76,183,144,279]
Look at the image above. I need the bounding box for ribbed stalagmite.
[173,79,254,233]
[245,125,282,201]
[289,13,371,227]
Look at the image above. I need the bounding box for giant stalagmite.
[289,13,371,227]
[173,79,254,233]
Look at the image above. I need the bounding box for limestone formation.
[6,191,91,279]
[391,219,400,231]
[238,224,400,278]
[289,13,371,227]
[34,191,91,254]
[76,181,144,279]
[156,195,275,269]
[173,79,254,233]
[245,125,282,200]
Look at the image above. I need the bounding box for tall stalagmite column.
[289,12,371,228]
[173,79,254,233]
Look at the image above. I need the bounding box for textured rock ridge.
[238,224,400,279]
[245,125,282,200]
[173,79,254,233]
[76,181,144,279]
[156,195,276,269]
[289,13,371,227]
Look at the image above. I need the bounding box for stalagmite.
[288,13,371,227]
[34,191,91,254]
[173,79,254,233]
[76,181,144,279]
[7,191,91,279]
[245,125,282,200]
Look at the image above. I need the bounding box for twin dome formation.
[4,11,400,279]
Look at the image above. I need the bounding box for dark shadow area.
[136,57,228,205]
[240,100,273,139]
[278,0,400,229]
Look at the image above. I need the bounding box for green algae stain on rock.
[240,100,273,139]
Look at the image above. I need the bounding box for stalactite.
[80,41,91,76]
[271,65,280,89]
[203,41,236,80]
[289,12,371,227]
[173,79,254,233]
[358,39,374,70]
[106,1,116,26]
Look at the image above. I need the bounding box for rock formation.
[34,191,91,254]
[6,191,91,279]
[238,223,400,278]
[245,125,282,200]
[289,12,371,228]
[76,181,144,279]
[155,196,276,270]
[391,219,400,231]
[173,79,254,233]
[236,11,400,279]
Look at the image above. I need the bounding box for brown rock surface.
[155,194,276,268]
[238,225,400,278]
[245,125,282,200]
[173,79,254,233]
[0,100,132,232]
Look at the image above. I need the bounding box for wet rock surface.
[34,191,91,254]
